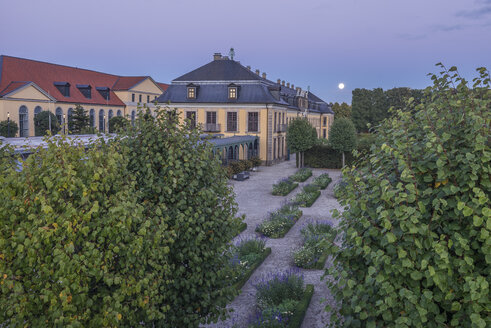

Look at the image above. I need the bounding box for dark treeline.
[351,87,424,132]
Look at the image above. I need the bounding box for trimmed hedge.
[287,284,314,328]
[304,145,354,169]
[233,247,272,292]
[272,179,299,196]
[290,168,313,182]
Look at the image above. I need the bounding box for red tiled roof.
[112,76,149,90]
[157,82,169,92]
[0,56,169,106]
[0,81,31,97]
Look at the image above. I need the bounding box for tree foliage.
[0,136,149,326]
[326,66,491,327]
[70,104,90,134]
[331,102,352,119]
[0,120,18,137]
[351,87,423,132]
[34,111,60,136]
[122,107,240,327]
[328,118,357,167]
[287,117,318,167]
[109,116,129,133]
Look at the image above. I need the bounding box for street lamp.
[63,114,66,134]
[7,112,10,137]
[104,114,106,133]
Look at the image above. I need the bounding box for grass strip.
[233,248,272,292]
[272,182,298,196]
[287,284,315,328]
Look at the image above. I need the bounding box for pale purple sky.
[1,0,490,103]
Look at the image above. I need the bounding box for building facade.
[157,53,334,164]
[0,55,168,136]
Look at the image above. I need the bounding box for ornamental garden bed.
[248,269,314,328]
[293,220,337,269]
[290,168,313,182]
[230,237,272,292]
[312,173,332,190]
[255,203,303,238]
[292,184,321,208]
[272,177,299,196]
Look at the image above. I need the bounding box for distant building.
[0,55,168,136]
[157,53,334,164]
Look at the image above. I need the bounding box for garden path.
[204,157,343,328]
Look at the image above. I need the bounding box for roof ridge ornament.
[229,47,235,61]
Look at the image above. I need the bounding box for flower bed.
[255,203,303,238]
[230,237,272,291]
[292,184,321,208]
[312,173,332,190]
[272,178,299,196]
[290,168,312,182]
[293,220,336,269]
[248,270,314,328]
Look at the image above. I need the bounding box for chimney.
[247,65,251,70]
[255,69,260,75]
[277,79,281,84]
[282,80,285,86]
[286,82,290,88]
[262,72,267,79]
[213,53,222,60]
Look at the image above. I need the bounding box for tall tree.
[351,88,373,132]
[332,102,352,119]
[70,104,89,134]
[328,118,357,167]
[286,117,317,167]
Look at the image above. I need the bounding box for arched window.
[234,145,239,161]
[99,109,105,132]
[117,109,122,117]
[108,109,113,120]
[228,146,234,160]
[19,105,29,137]
[34,106,42,116]
[89,109,95,128]
[56,107,63,125]
[131,110,136,126]
[67,108,73,132]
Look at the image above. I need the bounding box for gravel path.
[204,157,343,328]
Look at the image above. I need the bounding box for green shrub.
[34,111,61,136]
[249,270,308,327]
[290,168,312,182]
[272,178,298,196]
[0,136,149,327]
[293,184,321,207]
[312,173,332,189]
[357,132,377,154]
[230,237,270,291]
[0,120,18,137]
[326,66,491,327]
[256,203,302,238]
[293,220,336,269]
[122,107,240,326]
[251,156,262,167]
[108,116,129,133]
[304,145,354,169]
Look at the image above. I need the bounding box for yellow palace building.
[157,53,334,165]
[0,55,168,136]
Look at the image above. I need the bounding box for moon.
[338,83,345,90]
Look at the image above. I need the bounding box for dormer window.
[77,84,92,99]
[54,82,70,97]
[96,87,110,100]
[187,87,196,99]
[228,83,238,100]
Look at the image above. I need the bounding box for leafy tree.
[122,107,240,327]
[286,117,318,167]
[331,102,352,119]
[70,104,89,134]
[326,66,491,327]
[109,116,129,133]
[0,136,153,326]
[0,120,18,137]
[328,118,357,167]
[34,111,60,136]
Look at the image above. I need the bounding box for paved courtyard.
[204,157,344,328]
